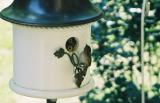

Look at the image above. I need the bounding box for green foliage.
[0,20,15,103]
[81,0,160,103]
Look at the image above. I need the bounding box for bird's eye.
[66,37,79,52]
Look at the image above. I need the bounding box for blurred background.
[0,0,160,103]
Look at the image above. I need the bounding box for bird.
[79,44,92,75]
[74,44,92,87]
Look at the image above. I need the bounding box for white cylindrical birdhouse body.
[10,24,94,99]
[1,0,102,99]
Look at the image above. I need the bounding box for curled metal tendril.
[64,52,79,67]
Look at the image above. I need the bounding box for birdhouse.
[0,0,102,99]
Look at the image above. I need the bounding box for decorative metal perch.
[54,38,91,87]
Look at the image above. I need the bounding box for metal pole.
[47,99,57,103]
[141,0,150,103]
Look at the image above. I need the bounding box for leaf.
[54,48,65,58]
[74,64,87,88]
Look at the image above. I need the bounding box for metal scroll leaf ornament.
[54,37,91,88]
[54,48,65,58]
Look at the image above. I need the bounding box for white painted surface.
[10,24,94,99]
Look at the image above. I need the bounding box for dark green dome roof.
[0,0,103,27]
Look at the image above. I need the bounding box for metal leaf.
[54,48,65,58]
